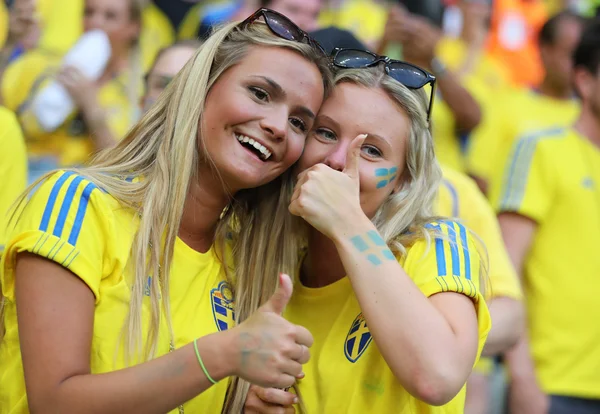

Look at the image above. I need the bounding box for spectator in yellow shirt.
[469,11,585,194]
[494,21,600,414]
[2,0,146,181]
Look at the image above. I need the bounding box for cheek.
[281,134,307,167]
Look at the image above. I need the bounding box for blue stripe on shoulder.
[457,222,471,280]
[426,223,447,277]
[53,176,85,238]
[68,182,98,246]
[446,222,460,276]
[39,171,75,232]
[501,127,565,208]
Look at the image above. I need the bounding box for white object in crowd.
[31,29,112,132]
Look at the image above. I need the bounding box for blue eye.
[361,145,382,157]
[315,128,336,141]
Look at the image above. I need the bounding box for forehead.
[274,0,321,11]
[152,47,196,76]
[230,46,324,108]
[320,82,410,137]
[86,0,128,11]
[554,18,583,49]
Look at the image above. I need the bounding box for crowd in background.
[1,0,600,413]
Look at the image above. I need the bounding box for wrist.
[430,56,448,79]
[196,330,237,381]
[331,214,375,247]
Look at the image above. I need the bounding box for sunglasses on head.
[331,48,436,121]
[240,8,326,55]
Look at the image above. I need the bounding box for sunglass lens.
[387,63,428,88]
[264,11,302,41]
[334,49,376,68]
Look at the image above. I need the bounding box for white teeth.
[235,134,272,160]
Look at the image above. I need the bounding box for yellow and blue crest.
[344,313,373,363]
[210,281,235,331]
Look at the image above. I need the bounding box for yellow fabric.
[0,171,233,413]
[1,51,141,167]
[319,0,387,47]
[286,221,491,413]
[436,166,522,301]
[0,1,8,48]
[37,0,83,54]
[467,88,580,188]
[140,4,176,73]
[0,107,27,255]
[437,37,510,91]
[492,128,600,398]
[178,3,205,40]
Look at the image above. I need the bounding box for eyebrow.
[250,75,316,119]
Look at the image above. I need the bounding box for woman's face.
[84,0,139,52]
[296,82,411,219]
[200,46,324,192]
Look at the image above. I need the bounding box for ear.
[573,67,594,101]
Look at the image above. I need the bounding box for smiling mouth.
[235,133,273,161]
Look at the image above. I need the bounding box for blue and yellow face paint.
[375,167,398,189]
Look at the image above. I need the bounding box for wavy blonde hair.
[0,19,332,409]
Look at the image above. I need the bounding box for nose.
[85,13,104,32]
[323,142,350,172]
[259,106,288,142]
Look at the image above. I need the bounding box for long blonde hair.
[0,18,332,398]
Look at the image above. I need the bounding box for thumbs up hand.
[231,274,313,389]
[289,134,368,241]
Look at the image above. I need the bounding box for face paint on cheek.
[375,167,398,189]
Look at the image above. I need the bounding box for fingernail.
[293,397,299,404]
[297,372,305,379]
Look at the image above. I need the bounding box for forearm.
[30,332,233,414]
[332,219,473,401]
[481,297,524,357]
[436,71,481,133]
[505,333,538,382]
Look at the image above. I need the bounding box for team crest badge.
[344,313,373,363]
[210,281,235,331]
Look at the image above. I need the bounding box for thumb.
[343,134,367,181]
[262,273,293,315]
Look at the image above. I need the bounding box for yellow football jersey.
[286,221,491,413]
[0,171,233,413]
[492,128,600,398]
[1,51,141,168]
[139,3,176,72]
[436,166,521,301]
[0,107,27,255]
[467,88,580,189]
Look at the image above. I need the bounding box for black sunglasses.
[241,8,325,55]
[331,48,436,120]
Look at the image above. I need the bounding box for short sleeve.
[491,133,556,223]
[404,221,483,300]
[1,171,113,303]
[403,221,492,360]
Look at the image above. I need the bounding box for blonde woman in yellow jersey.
[436,166,523,413]
[0,10,332,413]
[494,22,600,414]
[245,50,491,414]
